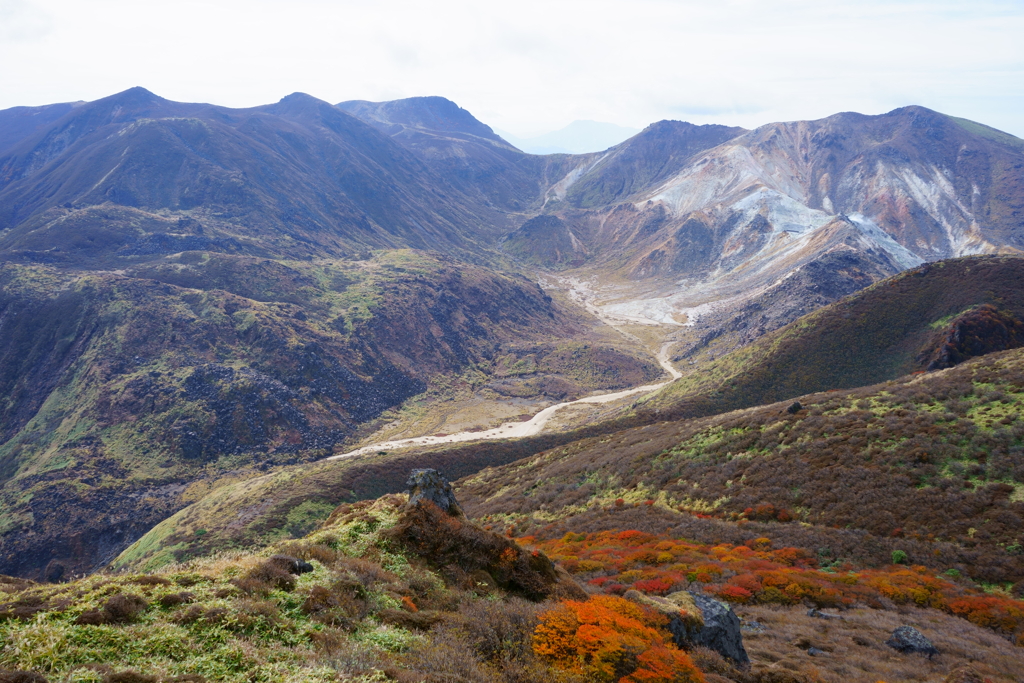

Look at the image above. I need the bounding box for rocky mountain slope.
[511,107,1024,360]
[341,98,1024,365]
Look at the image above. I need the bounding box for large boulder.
[885,626,938,658]
[624,589,749,666]
[406,469,464,517]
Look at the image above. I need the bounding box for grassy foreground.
[4,491,1024,682]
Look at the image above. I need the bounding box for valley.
[1,87,1024,683]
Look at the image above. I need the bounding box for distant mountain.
[338,96,568,212]
[496,120,642,154]
[545,107,1024,279]
[337,96,507,143]
[522,106,1024,360]
[0,88,507,268]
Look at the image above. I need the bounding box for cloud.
[0,0,52,42]
[0,0,1022,137]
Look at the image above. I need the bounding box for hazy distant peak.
[637,120,747,137]
[496,120,642,155]
[264,91,341,118]
[337,96,503,142]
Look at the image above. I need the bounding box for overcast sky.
[2,0,1023,138]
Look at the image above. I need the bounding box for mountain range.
[3,85,1024,683]
[1,87,1024,585]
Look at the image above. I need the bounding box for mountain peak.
[278,91,322,105]
[102,86,165,106]
[337,96,502,142]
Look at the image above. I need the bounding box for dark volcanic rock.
[268,554,314,575]
[807,607,841,620]
[921,304,1024,370]
[885,625,939,657]
[625,589,749,666]
[680,591,750,666]
[406,469,463,517]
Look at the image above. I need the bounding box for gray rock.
[885,626,938,658]
[406,469,464,517]
[670,591,750,666]
[807,647,825,656]
[807,608,842,620]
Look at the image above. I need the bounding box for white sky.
[2,0,1023,138]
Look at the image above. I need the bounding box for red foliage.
[521,529,1024,641]
[633,578,675,595]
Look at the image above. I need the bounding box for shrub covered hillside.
[108,256,1024,573]
[527,529,1024,682]
[0,489,714,683]
[461,346,1024,585]
[3,485,1024,683]
[636,255,1024,423]
[0,249,660,580]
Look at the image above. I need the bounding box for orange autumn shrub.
[948,596,1024,632]
[533,595,705,683]
[522,528,1024,643]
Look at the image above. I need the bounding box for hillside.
[459,345,1024,584]
[5,479,1024,683]
[525,107,1024,363]
[0,89,508,267]
[635,255,1024,421]
[0,249,662,580]
[109,255,1024,575]
[3,88,1024,591]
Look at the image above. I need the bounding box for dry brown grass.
[734,604,1024,683]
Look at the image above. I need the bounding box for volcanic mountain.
[339,99,1024,357]
[2,88,1024,582]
